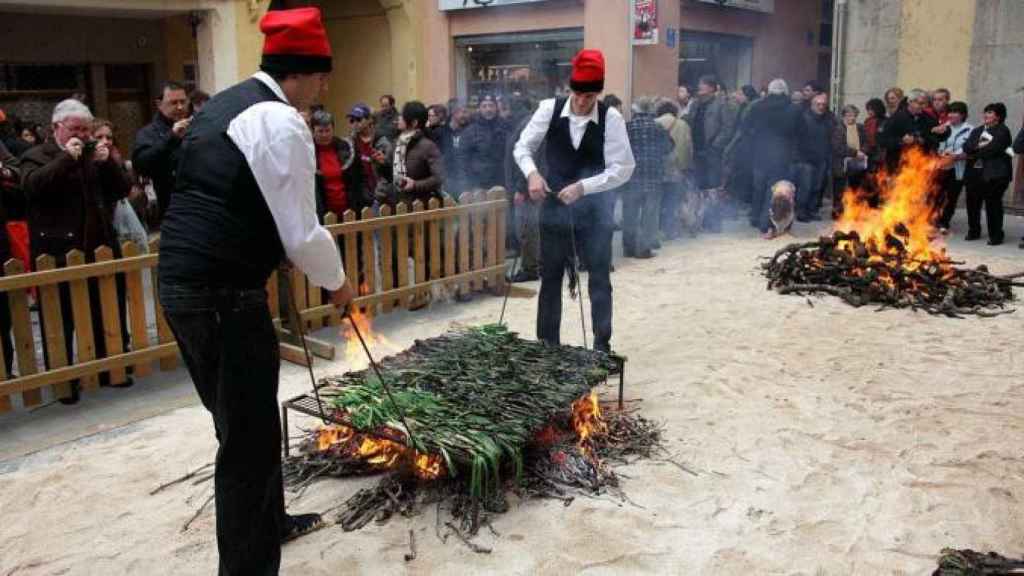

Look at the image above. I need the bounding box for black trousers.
[937,170,964,229]
[161,283,284,576]
[965,176,1010,240]
[538,193,613,352]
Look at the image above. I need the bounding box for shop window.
[679,31,753,92]
[0,63,87,92]
[454,28,583,103]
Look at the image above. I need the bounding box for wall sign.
[697,0,775,14]
[631,0,659,46]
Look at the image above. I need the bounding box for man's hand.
[371,150,386,164]
[527,171,548,202]
[513,192,527,206]
[92,142,110,163]
[330,280,355,313]
[399,176,415,192]
[172,117,192,138]
[902,134,915,145]
[65,137,84,161]
[932,123,949,135]
[557,181,584,205]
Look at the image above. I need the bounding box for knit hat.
[347,103,372,120]
[259,7,332,75]
[570,49,605,94]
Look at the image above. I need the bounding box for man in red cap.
[513,49,635,353]
[157,7,353,574]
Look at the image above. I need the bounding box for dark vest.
[158,78,286,289]
[544,98,607,192]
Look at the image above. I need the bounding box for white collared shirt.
[225,72,345,291]
[513,97,635,195]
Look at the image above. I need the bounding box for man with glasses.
[132,80,191,226]
[347,103,390,206]
[513,49,635,354]
[20,98,132,403]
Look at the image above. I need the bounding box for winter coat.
[380,130,445,204]
[626,113,673,184]
[963,123,1013,183]
[655,113,694,181]
[374,108,400,144]
[741,94,802,177]
[131,112,183,222]
[880,109,943,171]
[459,116,508,190]
[21,139,129,264]
[795,109,835,166]
[690,93,737,156]
[1013,126,1024,155]
[831,121,869,177]
[428,123,467,198]
[505,114,541,196]
[314,136,369,221]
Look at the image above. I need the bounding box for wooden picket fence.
[0,188,507,413]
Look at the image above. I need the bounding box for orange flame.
[313,424,444,480]
[339,307,395,367]
[570,390,607,449]
[835,147,945,265]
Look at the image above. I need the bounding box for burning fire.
[570,390,607,449]
[315,424,444,480]
[836,147,944,264]
[340,307,394,367]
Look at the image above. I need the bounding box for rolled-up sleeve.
[580,107,635,195]
[228,102,345,291]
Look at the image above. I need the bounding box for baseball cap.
[347,103,371,120]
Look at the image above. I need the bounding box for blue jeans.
[794,162,828,219]
[159,282,284,576]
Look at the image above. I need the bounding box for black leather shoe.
[281,513,324,543]
[965,232,981,241]
[633,250,654,259]
[987,236,1004,246]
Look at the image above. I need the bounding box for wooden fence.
[0,189,507,412]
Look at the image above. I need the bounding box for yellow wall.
[234,0,265,80]
[163,15,197,85]
[897,0,975,99]
[323,13,393,119]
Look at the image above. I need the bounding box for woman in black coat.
[962,102,1014,245]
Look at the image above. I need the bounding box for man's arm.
[228,102,345,291]
[131,123,179,177]
[579,107,636,195]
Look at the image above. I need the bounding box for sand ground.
[2,214,1023,575]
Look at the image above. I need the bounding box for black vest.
[543,98,607,192]
[158,78,286,289]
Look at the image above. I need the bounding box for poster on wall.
[631,0,658,46]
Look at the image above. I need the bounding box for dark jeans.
[937,170,963,229]
[538,193,612,352]
[621,181,661,255]
[794,161,828,219]
[160,282,284,576]
[966,177,1010,240]
[660,179,686,239]
[38,275,129,385]
[695,150,724,231]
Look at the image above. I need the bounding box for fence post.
[443,198,456,291]
[379,205,395,314]
[66,250,101,387]
[412,200,426,306]
[148,245,178,372]
[94,246,127,385]
[324,212,341,326]
[34,255,72,402]
[490,187,507,294]
[458,193,471,296]
[121,242,152,379]
[360,207,376,317]
[6,259,41,407]
[342,210,359,310]
[396,203,410,310]
[472,191,485,292]
[428,198,441,287]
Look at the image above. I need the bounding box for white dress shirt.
[513,97,635,195]
[226,72,345,291]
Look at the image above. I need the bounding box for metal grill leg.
[618,357,625,411]
[282,405,290,458]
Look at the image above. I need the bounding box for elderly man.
[623,96,672,259]
[882,88,943,172]
[157,8,354,574]
[794,93,835,222]
[21,98,132,402]
[742,79,802,236]
[513,49,635,353]
[132,80,190,226]
[460,94,507,191]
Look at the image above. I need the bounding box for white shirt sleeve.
[580,106,636,195]
[514,98,556,180]
[227,102,345,291]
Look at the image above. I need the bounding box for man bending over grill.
[513,49,635,353]
[157,7,353,575]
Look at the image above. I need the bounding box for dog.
[677,186,726,237]
[768,180,796,238]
